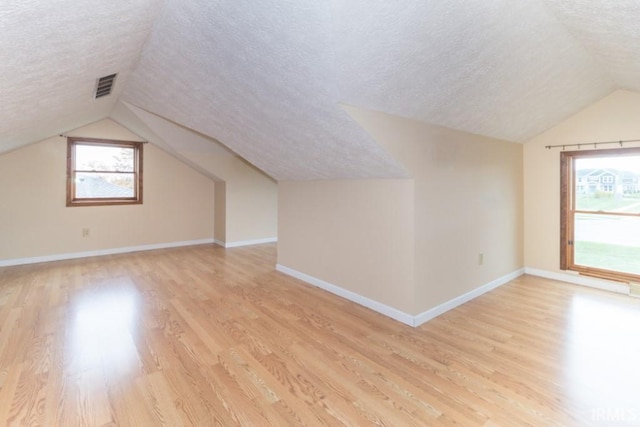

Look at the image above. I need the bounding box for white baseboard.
[524,267,629,294]
[413,268,525,327]
[276,264,415,326]
[276,264,525,328]
[0,239,215,268]
[218,237,277,248]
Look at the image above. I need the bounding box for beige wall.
[278,107,523,316]
[0,119,215,262]
[524,90,640,273]
[278,179,416,314]
[111,102,278,245]
[187,153,278,244]
[345,106,523,312]
[214,181,227,242]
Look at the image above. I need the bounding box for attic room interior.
[2,0,640,425]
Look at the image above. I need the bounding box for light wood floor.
[1,244,639,426]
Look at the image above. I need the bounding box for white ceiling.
[333,0,614,142]
[1,0,639,180]
[0,0,161,153]
[541,0,640,91]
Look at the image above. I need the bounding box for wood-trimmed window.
[561,147,640,283]
[67,137,143,207]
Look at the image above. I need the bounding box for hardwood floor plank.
[0,363,23,426]
[136,371,185,426]
[2,244,640,426]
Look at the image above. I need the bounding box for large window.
[561,147,640,282]
[67,137,143,207]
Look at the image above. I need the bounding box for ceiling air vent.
[94,73,117,99]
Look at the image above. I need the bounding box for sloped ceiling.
[2,0,639,180]
[0,0,161,153]
[110,102,228,182]
[332,0,614,142]
[541,0,640,91]
[121,0,408,180]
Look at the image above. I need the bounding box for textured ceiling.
[0,0,161,153]
[3,1,640,180]
[332,0,616,143]
[541,0,640,91]
[110,102,226,182]
[121,0,407,180]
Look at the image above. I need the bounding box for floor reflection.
[68,280,140,375]
[565,294,640,422]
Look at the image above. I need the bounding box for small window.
[67,137,143,206]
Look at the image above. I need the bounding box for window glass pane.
[574,213,640,275]
[575,156,640,214]
[76,145,134,172]
[75,173,134,198]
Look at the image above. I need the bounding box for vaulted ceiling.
[2,1,639,180]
